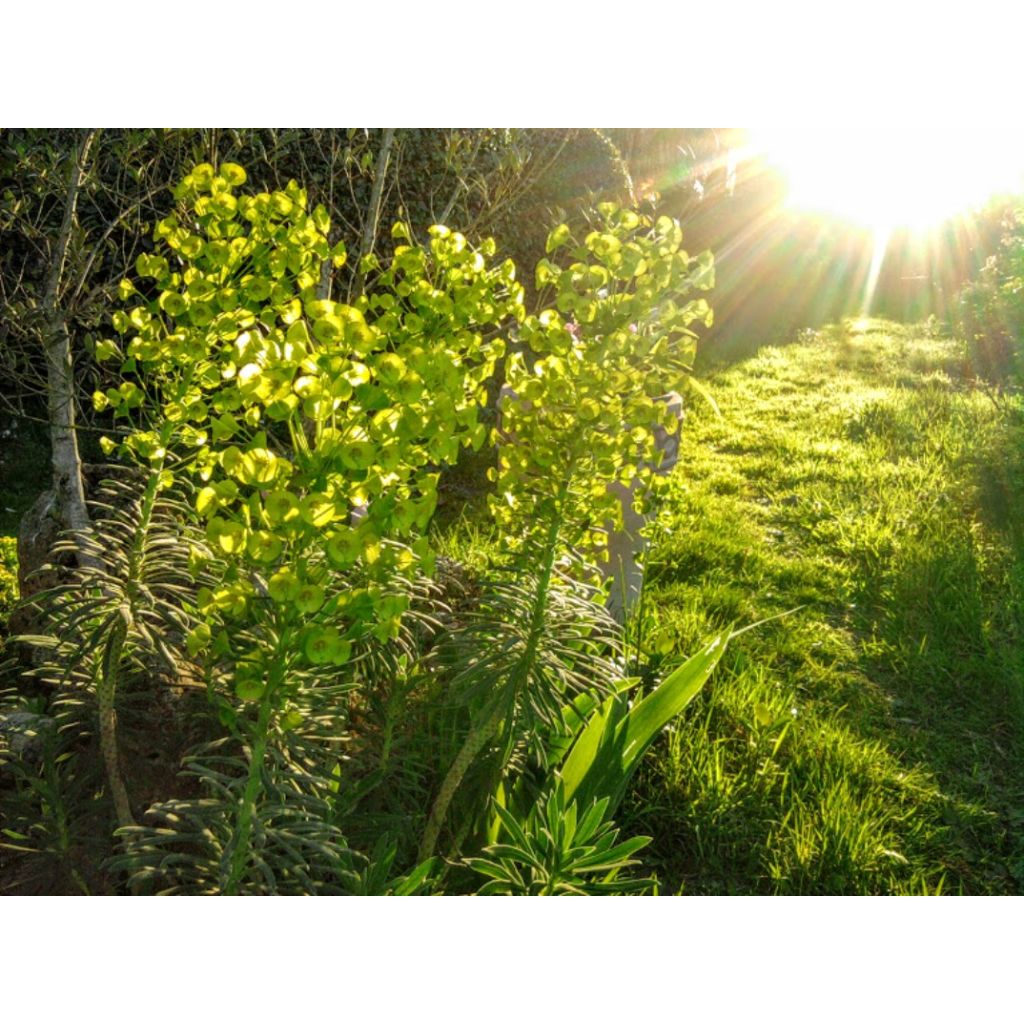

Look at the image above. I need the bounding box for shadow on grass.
[818,392,1024,891]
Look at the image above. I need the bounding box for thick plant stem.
[516,502,566,680]
[99,611,135,830]
[125,456,164,587]
[418,700,505,864]
[223,659,281,895]
[99,457,167,893]
[97,457,165,837]
[418,489,567,862]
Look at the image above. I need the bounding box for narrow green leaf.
[492,800,531,851]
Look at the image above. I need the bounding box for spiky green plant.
[419,204,717,865]
[15,467,205,835]
[465,783,656,895]
[111,736,358,895]
[92,162,523,892]
[418,546,623,861]
[0,688,99,895]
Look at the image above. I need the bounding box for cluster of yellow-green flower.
[493,203,714,561]
[97,163,521,710]
[93,160,717,723]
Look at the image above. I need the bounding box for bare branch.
[351,128,396,299]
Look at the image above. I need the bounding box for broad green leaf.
[618,630,728,766]
[341,439,375,470]
[325,529,361,568]
[207,517,246,555]
[185,623,211,657]
[559,630,729,812]
[196,486,218,517]
[237,448,278,485]
[94,339,120,362]
[264,489,299,526]
[300,495,337,528]
[312,203,330,234]
[557,693,628,807]
[375,353,406,384]
[546,676,640,771]
[235,677,265,702]
[191,163,215,190]
[313,315,344,344]
[247,529,284,564]
[294,584,325,614]
[267,567,300,603]
[304,626,350,665]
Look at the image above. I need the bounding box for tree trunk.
[41,130,99,566]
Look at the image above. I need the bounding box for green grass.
[623,318,1024,894]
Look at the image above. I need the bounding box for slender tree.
[39,130,97,558]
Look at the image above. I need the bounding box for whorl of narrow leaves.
[465,783,656,896]
[494,204,714,560]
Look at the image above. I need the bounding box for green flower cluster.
[85,164,718,891]
[493,203,714,562]
[98,163,521,714]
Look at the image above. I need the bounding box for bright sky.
[749,125,1024,231]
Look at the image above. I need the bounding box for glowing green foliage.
[109,166,521,688]
[88,160,720,893]
[493,205,715,568]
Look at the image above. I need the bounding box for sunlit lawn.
[622,319,1024,893]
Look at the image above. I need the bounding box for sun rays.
[749,125,1024,234]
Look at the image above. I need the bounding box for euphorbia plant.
[98,161,523,891]
[419,204,716,862]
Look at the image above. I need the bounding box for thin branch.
[437,132,486,227]
[351,128,396,299]
[42,129,103,567]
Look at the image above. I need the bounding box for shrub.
[955,204,1024,383]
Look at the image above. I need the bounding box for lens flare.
[748,126,1024,232]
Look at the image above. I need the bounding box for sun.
[747,125,1024,233]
